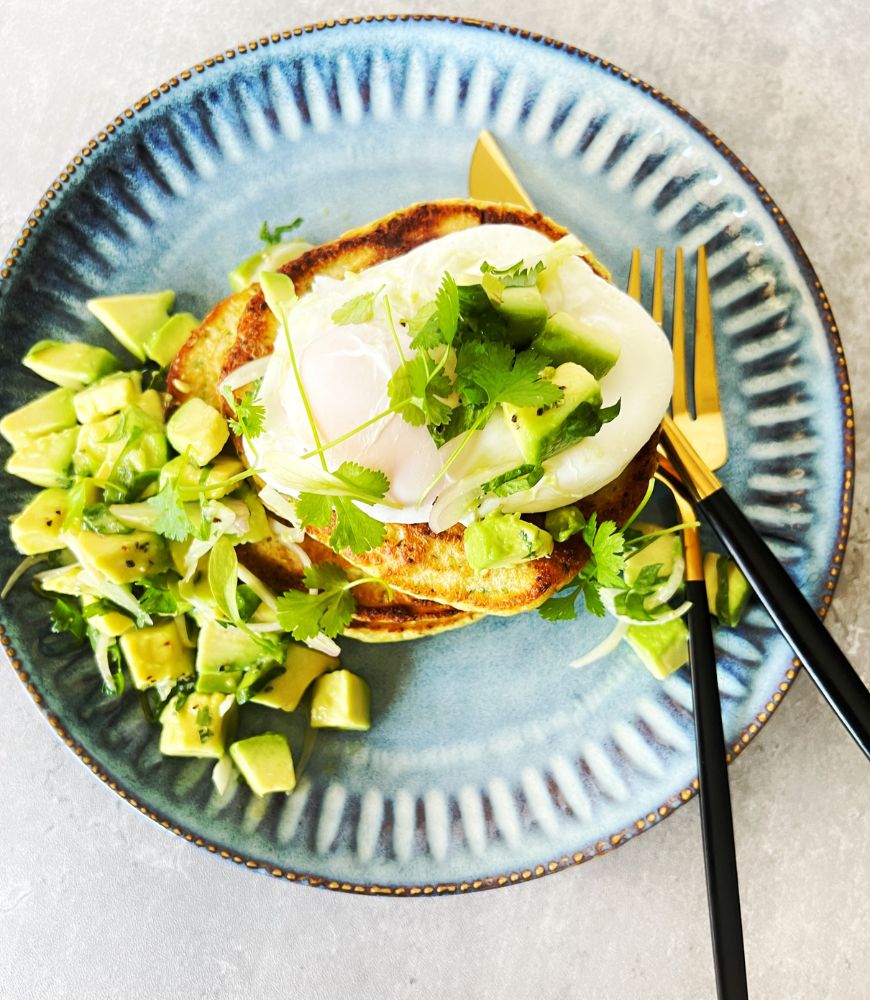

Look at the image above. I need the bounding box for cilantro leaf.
[333,461,390,498]
[329,498,387,553]
[222,384,265,440]
[295,491,333,528]
[456,342,562,410]
[406,301,442,350]
[388,354,453,429]
[50,597,86,643]
[480,259,545,288]
[331,285,384,325]
[303,561,349,592]
[259,217,302,245]
[429,402,485,448]
[580,579,607,617]
[137,580,182,616]
[537,514,628,622]
[295,462,389,554]
[435,272,460,346]
[479,464,544,498]
[146,478,193,542]
[537,586,581,622]
[275,563,357,641]
[582,514,625,588]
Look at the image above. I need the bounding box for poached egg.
[249,224,673,529]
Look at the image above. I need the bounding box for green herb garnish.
[259,218,303,246]
[331,285,385,325]
[538,513,626,620]
[275,563,387,642]
[296,462,390,554]
[49,597,86,643]
[221,384,265,442]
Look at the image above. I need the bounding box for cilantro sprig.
[146,475,192,542]
[275,563,391,641]
[296,462,390,554]
[221,384,265,442]
[538,512,626,620]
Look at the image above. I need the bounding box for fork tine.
[692,246,721,419]
[671,248,689,421]
[651,247,664,325]
[627,248,642,302]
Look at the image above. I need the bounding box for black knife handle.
[685,580,749,1000]
[699,487,870,760]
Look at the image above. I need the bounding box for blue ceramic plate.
[0,16,852,893]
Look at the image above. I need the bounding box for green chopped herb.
[296,462,390,554]
[259,218,303,246]
[479,464,545,498]
[331,285,385,325]
[221,383,265,442]
[49,597,86,643]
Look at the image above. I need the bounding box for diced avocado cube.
[624,532,679,587]
[22,340,121,388]
[194,620,265,694]
[167,398,229,466]
[83,597,133,637]
[73,371,142,424]
[704,552,751,629]
[626,618,689,680]
[159,454,244,500]
[144,313,199,368]
[106,501,158,532]
[482,277,548,346]
[120,619,193,690]
[63,478,101,529]
[230,733,296,795]
[136,389,166,424]
[229,240,310,292]
[544,504,585,543]
[252,643,338,712]
[6,427,78,487]
[310,670,371,731]
[464,511,553,571]
[236,662,287,704]
[100,407,168,502]
[87,290,175,362]
[73,413,123,478]
[65,529,168,584]
[159,692,237,759]
[10,487,70,554]
[532,311,621,379]
[503,362,603,465]
[204,456,245,498]
[0,387,77,449]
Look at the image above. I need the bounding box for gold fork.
[644,253,870,762]
[629,249,748,1000]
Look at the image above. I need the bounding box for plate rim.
[0,12,855,895]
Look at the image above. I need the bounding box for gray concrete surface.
[1,2,869,998]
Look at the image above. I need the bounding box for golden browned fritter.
[212,200,658,616]
[166,255,479,640]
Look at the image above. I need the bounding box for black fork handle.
[699,487,870,760]
[685,580,749,1000]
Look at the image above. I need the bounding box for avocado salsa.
[1,225,750,798]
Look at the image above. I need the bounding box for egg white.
[251,224,673,528]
